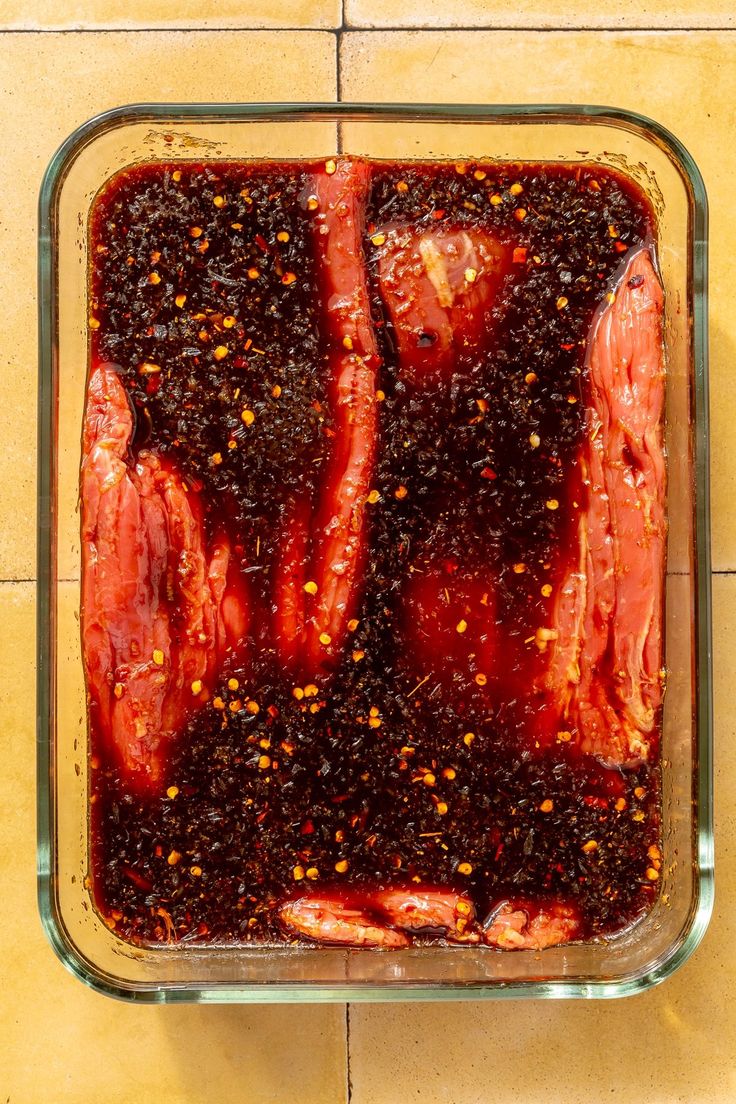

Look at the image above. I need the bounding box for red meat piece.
[401,558,497,684]
[485,899,581,950]
[272,496,310,672]
[375,224,510,380]
[372,888,479,942]
[272,159,381,674]
[279,895,409,948]
[278,886,478,946]
[544,249,665,765]
[81,362,248,790]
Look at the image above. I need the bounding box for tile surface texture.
[0,0,341,29]
[345,0,736,28]
[0,29,335,579]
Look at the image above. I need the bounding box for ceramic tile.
[0,30,336,580]
[0,0,341,29]
[340,29,734,569]
[347,573,729,1104]
[0,581,347,1104]
[345,0,736,28]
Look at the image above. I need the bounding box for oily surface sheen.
[85,158,662,947]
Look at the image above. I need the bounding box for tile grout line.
[335,0,345,148]
[0,24,730,35]
[0,24,341,33]
[336,31,343,105]
[345,1003,353,1103]
[0,578,77,584]
[340,23,732,32]
[336,0,346,104]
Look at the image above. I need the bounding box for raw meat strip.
[544,248,665,765]
[375,224,509,380]
[272,159,381,673]
[279,896,410,948]
[81,362,248,789]
[279,887,478,946]
[271,497,310,672]
[373,888,479,942]
[401,558,497,686]
[484,900,581,950]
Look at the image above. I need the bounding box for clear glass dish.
[37,103,712,1003]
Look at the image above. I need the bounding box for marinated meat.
[86,159,663,950]
[375,225,509,379]
[81,362,248,789]
[272,160,381,674]
[279,887,477,945]
[272,496,310,672]
[484,900,582,950]
[544,248,665,765]
[373,888,478,941]
[279,895,410,948]
[401,558,497,685]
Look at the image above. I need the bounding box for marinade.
[84,157,664,948]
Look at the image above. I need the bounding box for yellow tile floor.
[0,0,342,29]
[345,0,736,29]
[1,10,732,1103]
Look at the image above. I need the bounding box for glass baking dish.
[37,103,712,1003]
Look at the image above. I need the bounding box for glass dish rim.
[37,100,713,1003]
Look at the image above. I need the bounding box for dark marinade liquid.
[88,159,660,945]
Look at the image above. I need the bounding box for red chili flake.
[512,247,528,264]
[432,209,446,220]
[583,795,609,809]
[122,866,152,891]
[614,241,629,253]
[560,343,575,351]
[254,233,270,252]
[146,375,161,395]
[481,466,497,480]
[300,819,315,835]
